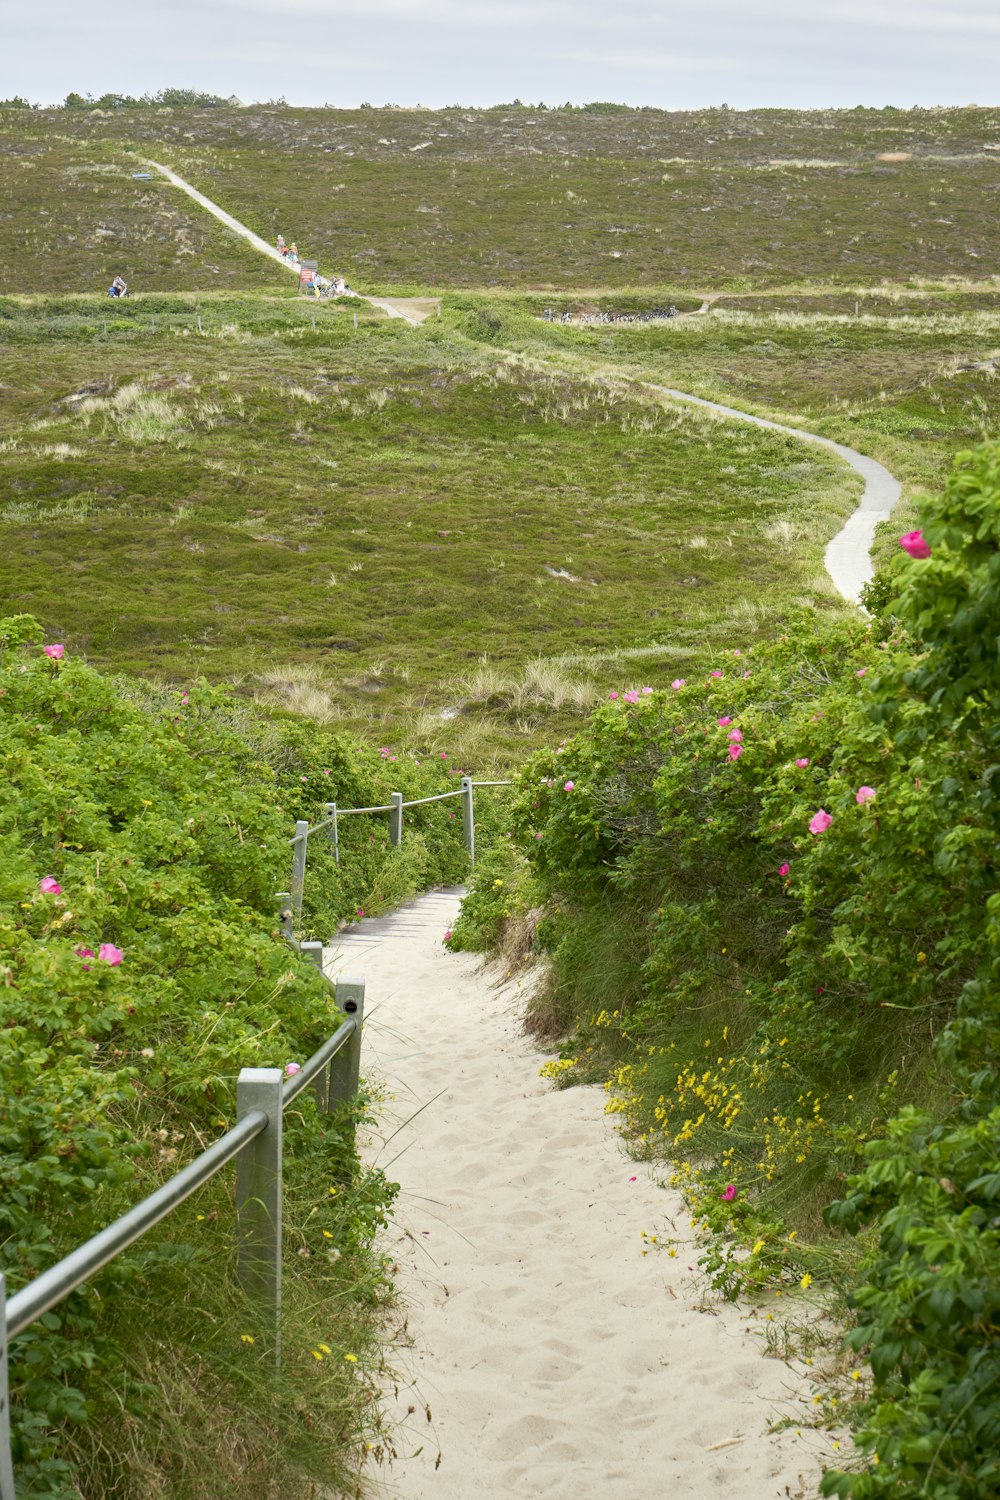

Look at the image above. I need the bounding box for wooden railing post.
[389,792,403,848]
[290,821,308,923]
[299,941,329,1111]
[328,979,365,1115]
[235,1069,284,1344]
[461,776,475,867]
[275,892,293,943]
[0,1275,15,1500]
[325,802,339,864]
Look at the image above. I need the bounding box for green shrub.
[494,443,1000,1498]
[0,615,468,1495]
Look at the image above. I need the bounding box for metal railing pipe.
[282,1016,356,1108]
[6,1109,268,1340]
[399,790,463,807]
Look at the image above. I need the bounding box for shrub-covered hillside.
[0,613,474,1498]
[451,442,1000,1500]
[3,103,1000,293]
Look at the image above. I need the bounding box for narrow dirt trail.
[148,160,901,602]
[325,894,835,1500]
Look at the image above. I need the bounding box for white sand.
[326,891,834,1500]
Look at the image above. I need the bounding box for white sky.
[1,0,997,109]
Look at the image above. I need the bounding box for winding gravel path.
[146,159,900,600]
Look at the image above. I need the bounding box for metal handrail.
[287,780,511,842]
[6,1109,269,1340]
[1,974,366,1500]
[283,775,515,922]
[282,1015,356,1106]
[399,790,463,807]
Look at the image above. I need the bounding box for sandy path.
[146,161,899,599]
[326,893,832,1500]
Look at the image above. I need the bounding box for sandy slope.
[326,893,836,1500]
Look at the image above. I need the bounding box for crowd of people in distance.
[278,233,355,300]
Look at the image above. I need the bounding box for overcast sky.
[2,0,998,110]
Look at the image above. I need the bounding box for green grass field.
[2,102,998,763]
[0,292,856,762]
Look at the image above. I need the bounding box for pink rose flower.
[795,758,810,768]
[671,679,686,690]
[623,690,639,704]
[778,862,790,877]
[284,1062,301,1077]
[709,670,724,679]
[855,786,876,805]
[39,877,62,895]
[809,809,833,835]
[75,946,95,970]
[563,780,575,791]
[856,668,867,678]
[899,530,931,559]
[717,716,732,727]
[609,691,619,700]
[43,643,65,660]
[642,686,654,695]
[728,728,743,742]
[727,743,743,761]
[721,1184,737,1201]
[443,929,452,942]
[98,943,124,966]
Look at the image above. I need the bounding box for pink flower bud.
[285,1062,302,1077]
[778,863,790,877]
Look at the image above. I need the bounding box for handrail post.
[299,941,329,1111]
[325,801,339,864]
[0,1275,15,1500]
[235,1070,283,1345]
[461,775,475,867]
[275,892,293,943]
[291,820,308,925]
[389,792,403,848]
[328,979,365,1115]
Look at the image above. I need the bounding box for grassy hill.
[2,103,999,293]
[0,292,856,762]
